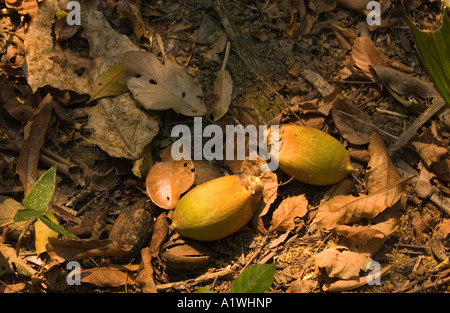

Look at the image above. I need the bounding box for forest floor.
[0,0,449,293]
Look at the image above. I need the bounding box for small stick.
[388,97,446,153]
[155,267,233,292]
[221,41,231,71]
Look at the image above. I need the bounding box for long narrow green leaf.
[23,164,57,212]
[13,209,49,222]
[38,215,79,240]
[406,12,450,106]
[230,264,276,293]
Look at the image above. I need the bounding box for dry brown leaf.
[307,0,336,14]
[341,36,413,81]
[46,238,132,261]
[411,122,447,168]
[80,267,135,287]
[323,265,392,292]
[123,51,207,116]
[336,0,373,11]
[411,211,434,242]
[334,225,385,246]
[16,94,53,194]
[316,132,410,229]
[372,65,439,99]
[269,91,336,126]
[0,243,37,277]
[287,278,318,293]
[346,197,404,255]
[146,160,195,210]
[135,247,157,293]
[268,195,308,233]
[5,0,38,18]
[440,218,450,239]
[331,95,374,145]
[240,157,278,235]
[25,1,139,95]
[315,246,372,280]
[430,158,450,183]
[315,178,408,230]
[211,69,233,121]
[86,93,160,160]
[331,23,356,53]
[0,196,27,240]
[149,212,169,257]
[118,0,149,45]
[348,149,370,163]
[351,37,388,80]
[415,162,435,198]
[366,132,401,194]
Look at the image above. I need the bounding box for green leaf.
[23,165,57,212]
[13,209,49,222]
[406,12,450,106]
[196,287,216,293]
[38,215,79,240]
[230,264,276,293]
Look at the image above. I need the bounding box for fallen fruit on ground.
[273,124,353,186]
[171,174,263,241]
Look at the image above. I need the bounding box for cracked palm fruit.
[273,124,353,186]
[171,174,263,241]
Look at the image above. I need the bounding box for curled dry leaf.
[269,91,336,125]
[268,195,308,233]
[149,212,169,257]
[240,157,278,234]
[323,265,392,292]
[146,160,195,210]
[123,51,207,116]
[415,162,435,199]
[135,247,157,293]
[316,132,410,229]
[315,179,408,230]
[161,238,210,271]
[366,132,401,193]
[315,246,372,280]
[339,198,404,256]
[411,122,447,168]
[334,224,385,247]
[46,237,132,262]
